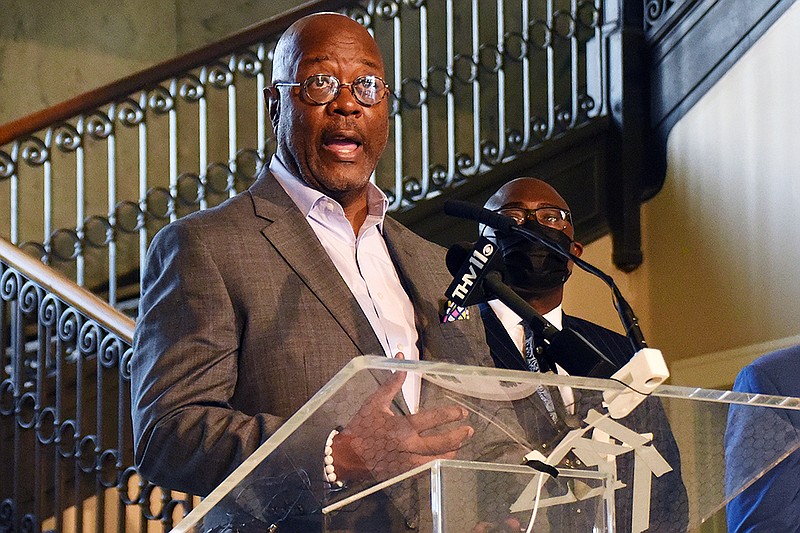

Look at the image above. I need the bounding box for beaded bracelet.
[324,427,345,488]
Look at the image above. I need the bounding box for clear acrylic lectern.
[169,356,800,532]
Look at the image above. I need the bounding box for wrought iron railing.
[0,0,607,307]
[0,236,194,532]
[0,1,610,530]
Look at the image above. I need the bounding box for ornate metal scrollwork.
[148,86,175,115]
[20,514,37,533]
[82,215,113,248]
[577,1,601,29]
[120,347,134,380]
[113,200,146,234]
[375,0,399,19]
[47,228,81,262]
[0,149,16,179]
[53,123,82,152]
[400,78,427,108]
[78,319,101,357]
[16,392,37,430]
[528,19,552,50]
[234,148,263,185]
[552,10,577,40]
[178,74,205,102]
[36,406,58,445]
[85,110,114,140]
[455,153,473,172]
[506,128,524,154]
[426,66,451,97]
[18,280,41,315]
[402,176,423,199]
[452,55,479,84]
[1,267,20,302]
[205,162,235,194]
[208,61,234,89]
[99,334,124,369]
[145,187,176,220]
[177,172,204,206]
[478,45,503,74]
[98,449,121,488]
[503,32,528,62]
[39,293,61,329]
[19,136,49,166]
[402,0,425,8]
[344,4,372,27]
[0,500,15,530]
[480,139,502,167]
[236,50,262,78]
[0,379,15,416]
[117,98,145,127]
[645,0,676,28]
[78,435,99,473]
[430,164,448,187]
[57,307,81,345]
[577,94,596,119]
[56,419,79,458]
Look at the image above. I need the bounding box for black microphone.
[444,199,648,353]
[444,240,619,377]
[444,237,505,307]
[443,200,517,233]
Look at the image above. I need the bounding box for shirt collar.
[269,155,389,227]
[487,299,564,331]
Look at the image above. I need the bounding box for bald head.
[483,177,575,239]
[485,177,570,214]
[271,13,384,83]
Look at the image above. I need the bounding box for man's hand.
[331,353,474,482]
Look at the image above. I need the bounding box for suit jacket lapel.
[478,303,528,372]
[247,171,385,358]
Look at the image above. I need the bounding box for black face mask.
[495,221,574,296]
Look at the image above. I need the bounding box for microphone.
[443,199,648,353]
[444,240,619,377]
[443,200,517,233]
[444,237,505,307]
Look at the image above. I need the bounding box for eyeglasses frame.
[272,74,390,107]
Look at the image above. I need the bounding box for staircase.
[0,0,642,530]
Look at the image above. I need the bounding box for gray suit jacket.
[130,170,491,497]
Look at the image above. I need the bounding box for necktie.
[522,322,559,423]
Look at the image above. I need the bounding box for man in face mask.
[485,178,583,314]
[476,177,689,533]
[478,176,613,376]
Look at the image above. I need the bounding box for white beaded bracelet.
[324,428,345,488]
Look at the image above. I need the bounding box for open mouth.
[322,131,364,160]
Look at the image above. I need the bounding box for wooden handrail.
[0,0,354,147]
[0,236,135,342]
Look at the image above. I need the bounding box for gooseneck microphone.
[443,200,648,353]
[445,240,619,378]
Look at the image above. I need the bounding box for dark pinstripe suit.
[479,304,689,532]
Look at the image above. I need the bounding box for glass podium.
[169,356,800,532]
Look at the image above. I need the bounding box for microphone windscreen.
[445,242,474,276]
[443,200,516,232]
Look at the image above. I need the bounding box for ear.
[264,86,280,130]
[570,240,584,258]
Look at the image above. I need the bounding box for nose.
[327,85,362,117]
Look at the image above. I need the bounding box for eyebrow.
[500,202,566,210]
[301,55,382,72]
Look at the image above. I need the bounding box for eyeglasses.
[273,74,390,107]
[496,206,572,230]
